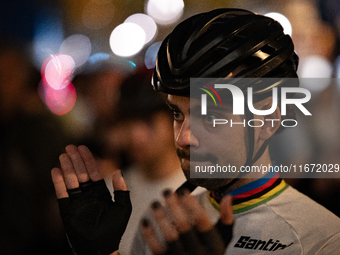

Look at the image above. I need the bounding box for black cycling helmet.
[152,8,298,97]
[154,8,300,194]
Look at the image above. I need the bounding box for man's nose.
[176,119,199,148]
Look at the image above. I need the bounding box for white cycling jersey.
[131,172,340,255]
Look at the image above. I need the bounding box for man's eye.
[205,114,218,124]
[173,110,183,121]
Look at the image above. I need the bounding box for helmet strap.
[215,104,271,197]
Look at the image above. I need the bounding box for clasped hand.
[141,189,233,255]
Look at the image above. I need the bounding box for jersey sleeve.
[316,232,340,255]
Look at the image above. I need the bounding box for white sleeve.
[316,232,340,255]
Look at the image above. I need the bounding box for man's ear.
[259,105,281,141]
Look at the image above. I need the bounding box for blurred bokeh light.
[59,34,92,68]
[145,0,184,25]
[41,54,75,90]
[265,12,292,36]
[109,23,146,57]
[124,13,157,44]
[300,55,333,78]
[39,80,77,116]
[88,52,111,65]
[299,55,333,93]
[145,41,162,69]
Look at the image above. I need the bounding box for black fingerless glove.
[57,180,132,255]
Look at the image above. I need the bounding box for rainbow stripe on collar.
[208,172,289,214]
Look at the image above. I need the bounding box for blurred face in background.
[107,111,175,167]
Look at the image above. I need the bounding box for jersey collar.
[208,171,289,214]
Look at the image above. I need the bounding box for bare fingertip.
[65,144,77,153]
[112,169,128,191]
[78,145,88,152]
[51,167,60,175]
[51,167,58,173]
[59,153,68,161]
